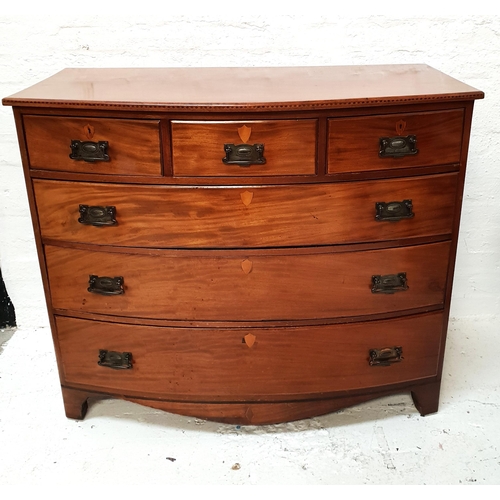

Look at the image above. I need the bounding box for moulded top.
[2,65,484,112]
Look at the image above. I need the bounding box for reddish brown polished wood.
[33,174,458,248]
[24,115,162,176]
[172,119,317,176]
[327,109,464,173]
[56,312,443,400]
[3,66,483,425]
[45,242,450,321]
[2,65,483,111]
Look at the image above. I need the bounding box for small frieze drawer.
[23,115,162,176]
[327,109,464,174]
[171,119,317,176]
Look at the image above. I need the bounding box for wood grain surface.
[24,115,162,175]
[328,109,464,173]
[34,173,458,248]
[171,119,317,176]
[45,241,450,321]
[4,65,483,423]
[3,66,484,111]
[56,312,443,399]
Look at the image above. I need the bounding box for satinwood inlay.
[241,259,253,274]
[240,191,253,206]
[238,125,251,144]
[243,333,256,348]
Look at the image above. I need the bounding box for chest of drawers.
[3,66,483,425]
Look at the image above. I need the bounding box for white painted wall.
[1,8,498,327]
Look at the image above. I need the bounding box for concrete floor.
[0,318,499,486]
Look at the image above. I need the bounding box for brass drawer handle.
[78,205,117,226]
[70,140,110,162]
[88,275,124,295]
[375,200,414,222]
[369,346,403,366]
[371,272,408,294]
[98,349,133,370]
[379,135,418,158]
[222,143,266,166]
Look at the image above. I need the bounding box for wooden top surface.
[2,65,484,111]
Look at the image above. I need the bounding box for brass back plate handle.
[371,273,408,294]
[98,349,133,370]
[78,205,117,226]
[88,275,124,296]
[70,140,110,162]
[379,135,418,158]
[375,200,414,222]
[222,143,266,166]
[369,346,403,366]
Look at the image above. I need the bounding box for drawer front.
[34,173,458,248]
[327,109,464,173]
[56,312,443,399]
[171,120,317,176]
[23,115,162,176]
[45,242,450,321]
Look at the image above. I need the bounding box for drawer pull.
[88,275,124,295]
[375,200,414,222]
[379,135,418,158]
[369,346,403,366]
[78,205,117,226]
[222,143,266,166]
[70,140,110,162]
[98,349,133,370]
[371,272,408,294]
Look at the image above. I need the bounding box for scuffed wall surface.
[0,13,498,326]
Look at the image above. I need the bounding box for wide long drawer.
[24,115,162,176]
[34,173,458,248]
[56,312,443,400]
[45,242,450,321]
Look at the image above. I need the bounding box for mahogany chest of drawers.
[3,66,483,424]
